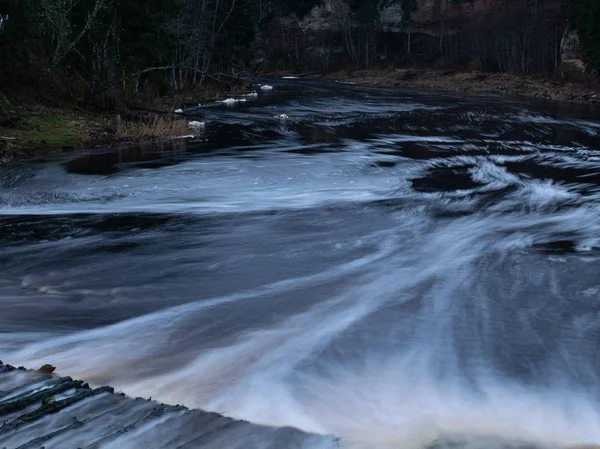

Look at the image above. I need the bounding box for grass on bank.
[0,115,81,148]
[0,105,192,164]
[115,115,190,141]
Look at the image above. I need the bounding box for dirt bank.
[314,69,600,105]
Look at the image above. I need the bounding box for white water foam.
[5,204,600,448]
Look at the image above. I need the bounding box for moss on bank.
[2,115,81,147]
[0,97,192,165]
[0,110,195,165]
[0,108,111,164]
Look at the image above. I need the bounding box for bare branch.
[40,0,107,80]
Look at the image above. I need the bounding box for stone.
[379,1,404,32]
[561,25,583,61]
[558,25,587,81]
[38,364,56,374]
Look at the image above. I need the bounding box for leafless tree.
[40,0,107,79]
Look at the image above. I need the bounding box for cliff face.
[286,0,567,37]
[561,25,583,60]
[288,0,568,40]
[559,25,587,80]
[410,0,567,35]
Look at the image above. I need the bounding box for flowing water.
[1,80,600,449]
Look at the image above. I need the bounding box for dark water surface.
[2,79,600,448]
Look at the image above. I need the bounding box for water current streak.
[1,80,600,448]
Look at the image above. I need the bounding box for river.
[1,79,600,449]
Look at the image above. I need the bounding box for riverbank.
[3,69,598,164]
[0,80,251,165]
[312,69,600,105]
[0,109,196,166]
[0,107,185,166]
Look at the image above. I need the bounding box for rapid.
[1,79,600,449]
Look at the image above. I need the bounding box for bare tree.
[40,0,107,79]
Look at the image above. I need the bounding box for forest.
[0,0,598,108]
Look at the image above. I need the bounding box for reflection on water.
[65,139,191,175]
[1,79,600,448]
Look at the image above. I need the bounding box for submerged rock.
[221,98,247,104]
[188,121,205,131]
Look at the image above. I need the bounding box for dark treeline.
[0,0,258,106]
[0,0,597,107]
